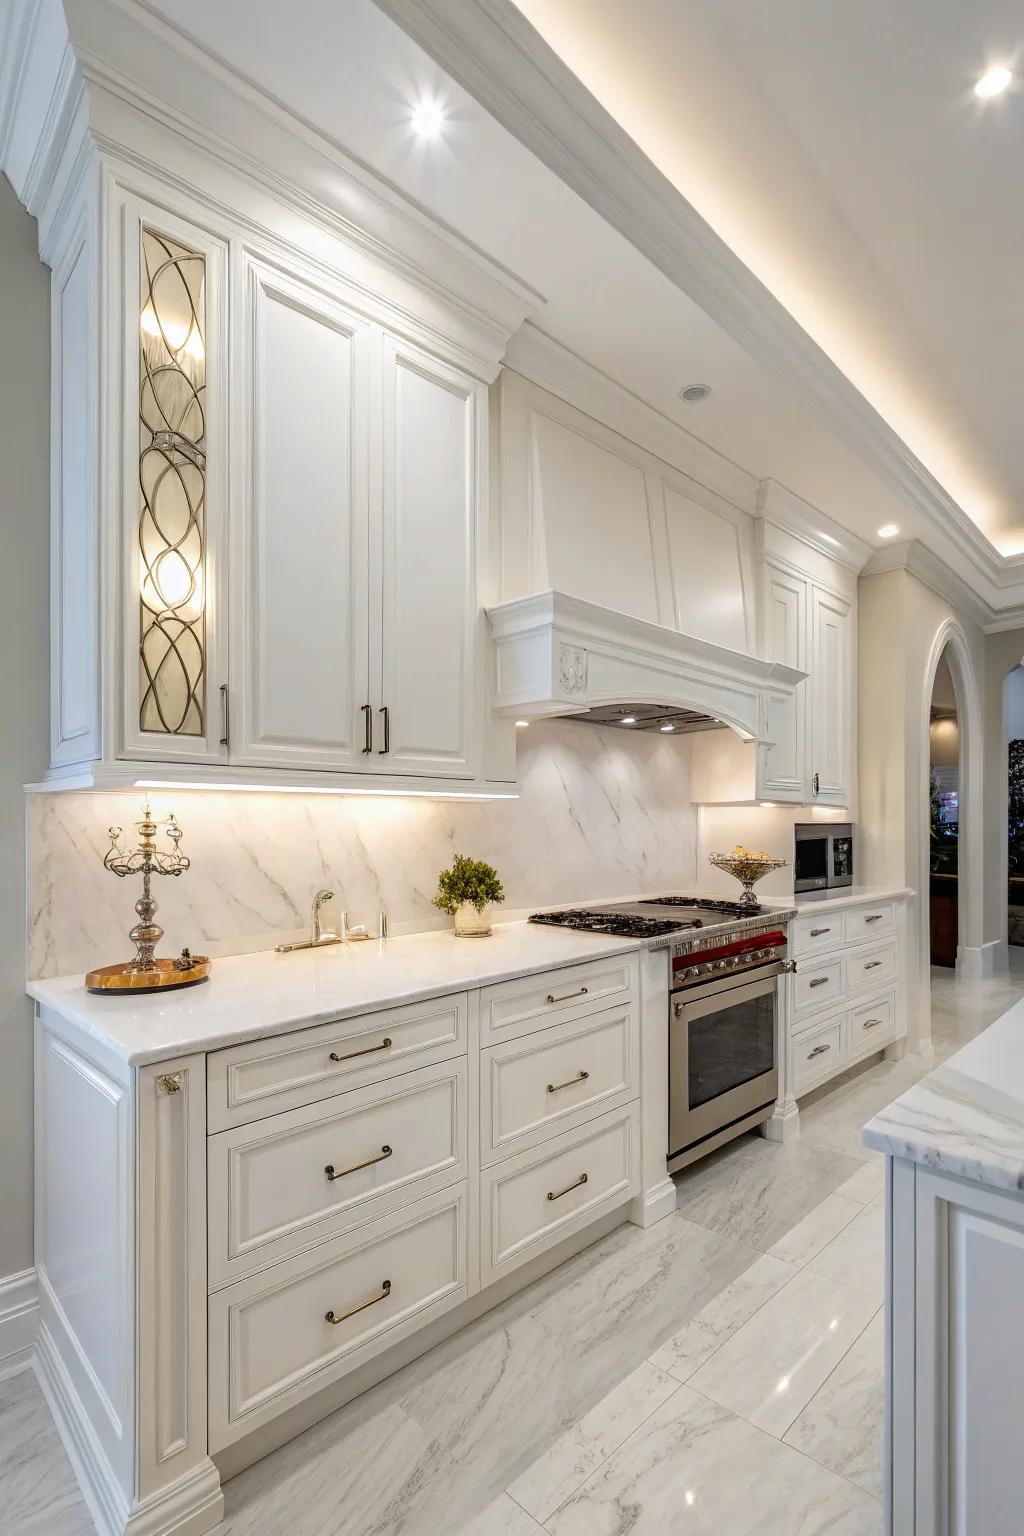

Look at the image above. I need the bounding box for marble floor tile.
[0,1368,92,1536]
[785,1311,885,1499]
[834,1160,886,1205]
[767,1193,864,1267]
[455,1493,544,1535]
[675,1136,865,1252]
[687,1268,879,1438]
[647,1252,796,1381]
[798,1057,925,1163]
[807,1205,886,1301]
[544,1384,881,1536]
[506,1361,678,1522]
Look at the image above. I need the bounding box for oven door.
[669,970,779,1157]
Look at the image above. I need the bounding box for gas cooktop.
[529,896,768,939]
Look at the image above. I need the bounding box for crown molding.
[374,0,1021,601]
[0,0,40,174]
[862,539,1024,634]
[756,479,872,573]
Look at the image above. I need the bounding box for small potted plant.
[433,853,505,938]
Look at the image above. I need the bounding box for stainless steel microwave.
[794,823,853,893]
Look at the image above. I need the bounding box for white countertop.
[763,886,912,917]
[864,997,1024,1193]
[29,922,645,1067]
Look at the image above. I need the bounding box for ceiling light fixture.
[514,720,529,728]
[975,65,1013,99]
[660,723,676,732]
[410,99,445,137]
[621,715,636,725]
[877,523,901,539]
[680,384,712,404]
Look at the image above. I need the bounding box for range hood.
[486,591,805,744]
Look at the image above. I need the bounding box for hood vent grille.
[567,704,724,734]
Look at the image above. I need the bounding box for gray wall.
[0,172,49,1283]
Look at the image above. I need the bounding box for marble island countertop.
[762,885,912,916]
[29,921,648,1067]
[864,996,1024,1193]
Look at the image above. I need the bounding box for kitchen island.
[864,996,1024,1535]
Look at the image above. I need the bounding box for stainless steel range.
[530,898,793,1172]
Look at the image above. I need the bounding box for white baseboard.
[957,940,1005,980]
[0,1266,38,1381]
[628,1178,677,1229]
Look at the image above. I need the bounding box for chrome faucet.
[275,889,345,953]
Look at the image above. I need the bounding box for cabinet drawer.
[207,992,468,1130]
[792,912,844,956]
[480,1104,639,1287]
[208,1059,466,1286]
[481,954,637,1047]
[845,992,896,1063]
[209,1185,467,1448]
[481,1005,638,1167]
[792,954,846,1019]
[792,1015,844,1097]
[847,937,898,995]
[844,904,895,944]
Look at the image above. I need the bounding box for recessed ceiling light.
[514,719,529,728]
[660,723,676,732]
[411,99,445,137]
[975,65,1013,99]
[877,523,901,539]
[680,384,712,404]
[620,716,636,725]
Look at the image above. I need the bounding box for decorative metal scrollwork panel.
[139,227,207,737]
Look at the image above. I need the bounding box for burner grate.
[529,909,692,938]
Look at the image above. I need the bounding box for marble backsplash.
[27,719,698,979]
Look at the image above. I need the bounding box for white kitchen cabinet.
[754,527,854,807]
[809,584,852,805]
[889,1162,1024,1534]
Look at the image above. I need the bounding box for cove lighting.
[411,99,445,137]
[975,65,1013,99]
[876,523,901,539]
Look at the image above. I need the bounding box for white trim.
[375,0,1024,615]
[864,540,996,632]
[756,478,872,573]
[0,0,41,171]
[0,1267,38,1380]
[35,1319,129,1536]
[956,940,1006,981]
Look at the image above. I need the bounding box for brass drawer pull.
[863,1017,884,1030]
[809,976,829,988]
[547,986,589,1005]
[547,1070,590,1095]
[325,1278,391,1326]
[807,1043,831,1059]
[329,1037,392,1063]
[325,1146,392,1182]
[864,914,884,924]
[864,960,884,971]
[809,926,831,937]
[547,1172,588,1202]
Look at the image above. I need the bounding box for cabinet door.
[757,563,807,803]
[376,338,481,777]
[809,585,851,805]
[232,266,372,770]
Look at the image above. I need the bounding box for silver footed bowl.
[707,852,787,909]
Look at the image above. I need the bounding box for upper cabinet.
[40,160,522,794]
[755,520,856,809]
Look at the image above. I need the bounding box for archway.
[917,621,983,1046]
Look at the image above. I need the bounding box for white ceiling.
[511,0,1024,556]
[144,0,931,552]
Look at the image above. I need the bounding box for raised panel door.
[376,338,480,776]
[758,564,807,802]
[232,265,372,769]
[810,585,851,805]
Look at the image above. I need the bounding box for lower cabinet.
[890,1162,1024,1534]
[209,1185,468,1448]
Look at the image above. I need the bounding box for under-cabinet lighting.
[515,720,530,728]
[975,65,1013,99]
[876,523,900,539]
[759,801,777,808]
[660,723,675,732]
[134,779,518,800]
[621,716,637,725]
